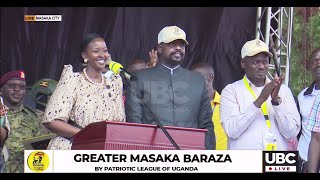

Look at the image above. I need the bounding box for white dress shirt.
[220,75,301,150]
[297,84,320,160]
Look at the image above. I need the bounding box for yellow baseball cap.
[241,39,272,59]
[158,26,189,45]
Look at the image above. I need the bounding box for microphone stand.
[121,71,181,150]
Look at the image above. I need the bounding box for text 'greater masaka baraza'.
[74,154,232,163]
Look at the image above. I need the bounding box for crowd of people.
[0,25,319,173]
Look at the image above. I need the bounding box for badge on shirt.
[264,131,277,151]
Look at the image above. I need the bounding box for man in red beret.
[0,71,26,109]
[0,70,49,173]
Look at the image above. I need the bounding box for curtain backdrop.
[0,7,257,93]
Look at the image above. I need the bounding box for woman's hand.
[0,105,8,117]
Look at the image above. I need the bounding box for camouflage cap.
[30,78,57,106]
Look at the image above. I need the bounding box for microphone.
[107,59,136,81]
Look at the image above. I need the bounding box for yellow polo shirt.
[211,92,227,150]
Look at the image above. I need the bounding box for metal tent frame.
[255,7,294,86]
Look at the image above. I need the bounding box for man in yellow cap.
[126,26,215,150]
[220,39,300,150]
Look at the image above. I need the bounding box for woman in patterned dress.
[42,33,125,150]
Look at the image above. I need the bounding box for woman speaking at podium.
[42,33,125,150]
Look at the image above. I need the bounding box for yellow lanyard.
[243,76,271,129]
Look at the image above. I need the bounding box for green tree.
[290,8,317,96]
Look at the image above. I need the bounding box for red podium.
[71,121,207,150]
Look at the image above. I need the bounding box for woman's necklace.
[83,68,104,86]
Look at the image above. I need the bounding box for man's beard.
[166,55,183,67]
[168,59,181,66]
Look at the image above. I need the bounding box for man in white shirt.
[297,48,320,172]
[220,39,301,150]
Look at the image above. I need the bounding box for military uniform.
[5,105,46,173]
[30,78,57,111]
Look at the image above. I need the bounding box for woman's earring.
[84,59,88,63]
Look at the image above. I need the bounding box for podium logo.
[262,151,298,173]
[27,151,50,172]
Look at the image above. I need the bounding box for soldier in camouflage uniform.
[0,70,49,173]
[30,78,57,112]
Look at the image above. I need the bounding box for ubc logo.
[262,151,298,173]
